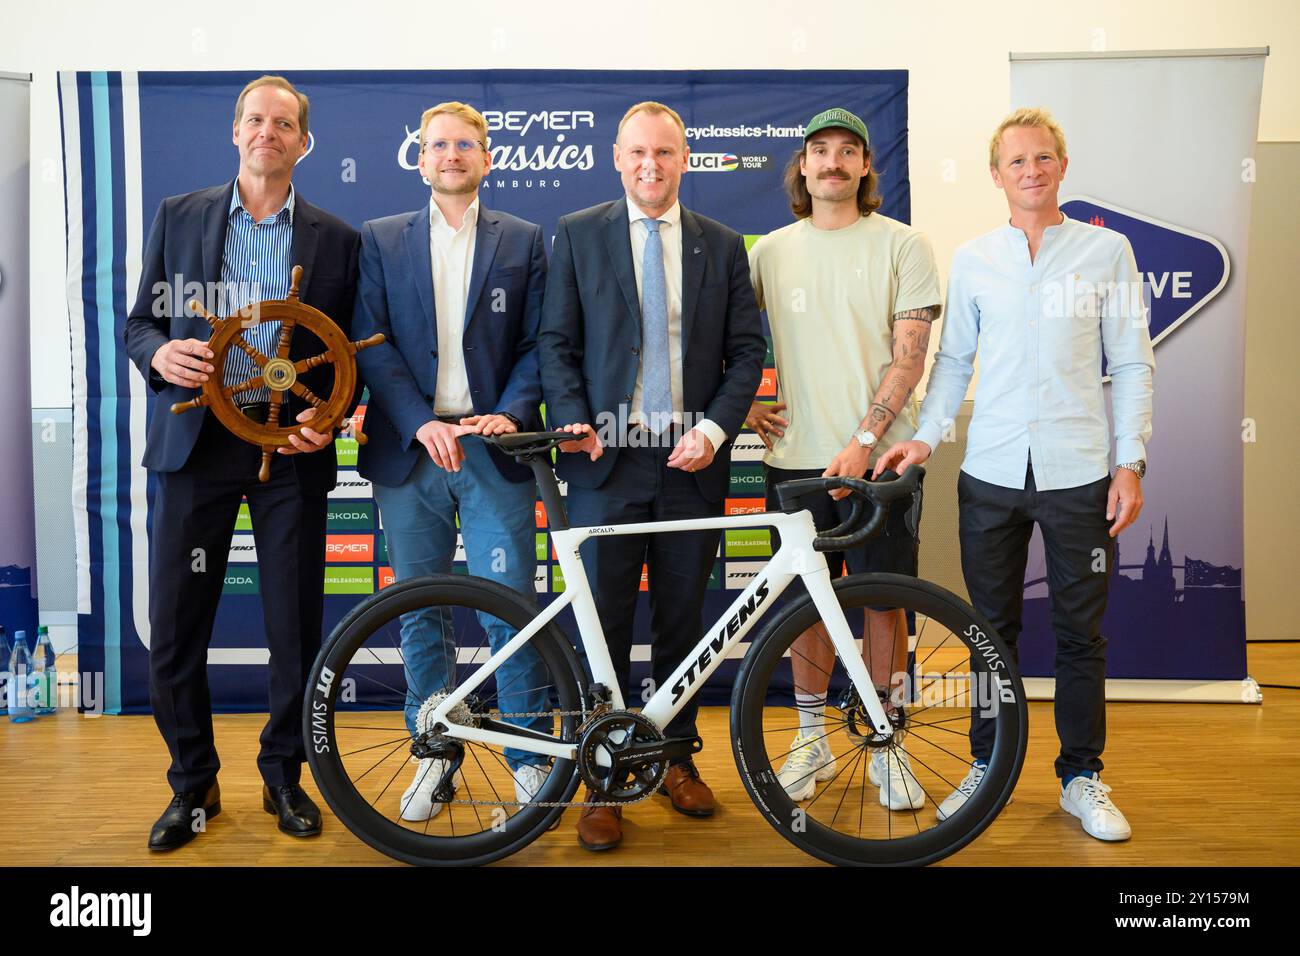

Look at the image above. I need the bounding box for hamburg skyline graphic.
[1018,517,1247,681]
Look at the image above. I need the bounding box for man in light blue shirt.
[875,108,1154,842]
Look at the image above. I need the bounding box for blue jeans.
[373,439,549,770]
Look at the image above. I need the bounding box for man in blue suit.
[539,101,766,850]
[353,101,551,823]
[123,76,359,850]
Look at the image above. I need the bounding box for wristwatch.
[497,412,522,428]
[853,429,878,450]
[1117,460,1146,479]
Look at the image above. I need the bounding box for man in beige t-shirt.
[746,107,941,811]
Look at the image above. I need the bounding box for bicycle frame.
[423,508,897,761]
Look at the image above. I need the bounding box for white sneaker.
[868,734,925,810]
[776,731,837,801]
[399,757,459,822]
[1060,774,1132,842]
[936,763,985,822]
[513,763,551,805]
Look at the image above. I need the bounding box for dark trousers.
[958,466,1113,779]
[565,441,721,754]
[148,414,328,793]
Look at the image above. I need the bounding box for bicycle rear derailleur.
[408,691,481,801]
[576,711,701,803]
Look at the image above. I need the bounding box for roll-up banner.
[0,72,40,646]
[1009,49,1267,702]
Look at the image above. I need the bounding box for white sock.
[795,692,827,739]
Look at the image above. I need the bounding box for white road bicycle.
[305,431,1027,866]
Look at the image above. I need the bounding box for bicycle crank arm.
[612,736,702,769]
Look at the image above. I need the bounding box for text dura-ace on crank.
[576,711,701,802]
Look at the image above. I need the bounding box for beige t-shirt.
[749,214,941,470]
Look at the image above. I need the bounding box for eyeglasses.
[422,139,484,155]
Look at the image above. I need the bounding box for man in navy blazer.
[539,102,766,850]
[353,102,552,823]
[123,77,359,850]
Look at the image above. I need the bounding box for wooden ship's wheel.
[170,264,384,481]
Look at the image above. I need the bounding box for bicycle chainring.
[576,711,668,803]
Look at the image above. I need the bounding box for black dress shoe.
[148,781,221,851]
[262,784,322,837]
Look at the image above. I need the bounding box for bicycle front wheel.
[731,573,1027,866]
[305,575,586,866]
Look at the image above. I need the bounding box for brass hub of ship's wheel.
[168,264,385,481]
[262,357,299,392]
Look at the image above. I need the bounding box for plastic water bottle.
[34,626,56,715]
[0,626,9,718]
[8,631,34,722]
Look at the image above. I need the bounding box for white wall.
[6,0,1298,408]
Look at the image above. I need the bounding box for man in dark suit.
[123,76,359,850]
[539,101,766,851]
[352,101,552,823]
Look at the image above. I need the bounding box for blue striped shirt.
[219,182,295,403]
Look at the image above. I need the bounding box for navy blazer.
[353,204,547,486]
[123,181,360,495]
[538,198,766,503]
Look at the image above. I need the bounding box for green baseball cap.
[804,107,870,150]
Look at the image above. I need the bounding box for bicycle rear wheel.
[731,573,1027,866]
[305,575,586,866]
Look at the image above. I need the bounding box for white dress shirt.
[429,196,478,417]
[625,199,727,452]
[914,214,1154,491]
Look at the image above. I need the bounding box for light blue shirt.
[220,181,295,403]
[914,214,1154,491]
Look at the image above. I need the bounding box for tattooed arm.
[859,306,937,442]
[823,305,938,495]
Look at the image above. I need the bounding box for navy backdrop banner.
[58,69,910,713]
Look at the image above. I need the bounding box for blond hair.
[419,101,489,150]
[617,101,687,149]
[234,75,309,138]
[989,107,1067,168]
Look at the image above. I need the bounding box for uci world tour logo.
[688,152,739,172]
[1060,195,1229,349]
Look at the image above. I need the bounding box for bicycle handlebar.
[480,432,922,551]
[774,465,924,552]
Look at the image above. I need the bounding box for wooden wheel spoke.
[232,332,273,369]
[266,389,286,429]
[293,350,336,374]
[274,316,298,361]
[290,381,327,409]
[224,375,265,399]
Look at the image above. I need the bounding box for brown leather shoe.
[659,761,716,817]
[576,791,622,851]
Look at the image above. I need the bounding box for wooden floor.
[3,643,1298,867]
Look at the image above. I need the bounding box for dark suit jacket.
[123,180,360,495]
[352,204,547,487]
[538,198,765,502]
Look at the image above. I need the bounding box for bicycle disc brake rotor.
[576,712,667,803]
[839,686,903,748]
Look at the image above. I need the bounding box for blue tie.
[640,218,672,433]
